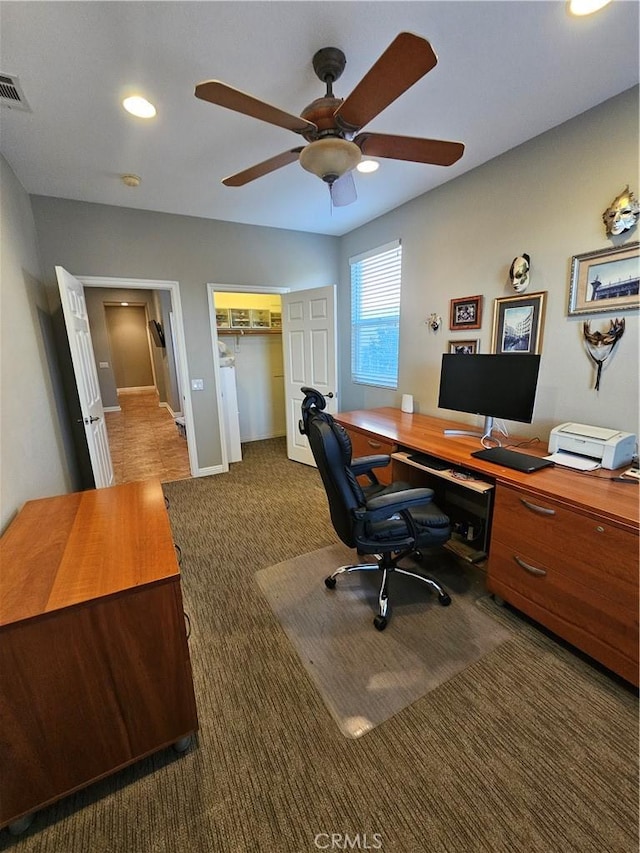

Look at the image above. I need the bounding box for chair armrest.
[355,487,435,523]
[350,454,390,475]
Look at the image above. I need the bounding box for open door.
[282,285,337,466]
[56,266,115,488]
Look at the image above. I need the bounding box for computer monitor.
[437,353,541,443]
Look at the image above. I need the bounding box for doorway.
[208,283,289,471]
[207,283,338,470]
[79,276,197,481]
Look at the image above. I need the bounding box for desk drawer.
[491,485,637,596]
[489,540,639,682]
[345,428,394,486]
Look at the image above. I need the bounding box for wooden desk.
[336,408,639,685]
[0,481,199,831]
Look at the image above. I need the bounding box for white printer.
[548,423,636,470]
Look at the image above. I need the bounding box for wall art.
[491,291,546,354]
[449,295,482,330]
[568,242,639,315]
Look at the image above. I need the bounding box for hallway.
[104,390,192,485]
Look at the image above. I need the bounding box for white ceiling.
[1,1,638,237]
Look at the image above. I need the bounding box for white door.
[282,285,337,465]
[56,266,115,488]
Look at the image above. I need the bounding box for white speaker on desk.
[401,394,414,414]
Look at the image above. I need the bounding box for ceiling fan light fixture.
[357,159,379,174]
[299,138,361,183]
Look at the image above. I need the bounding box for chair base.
[325,557,451,631]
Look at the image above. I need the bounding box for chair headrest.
[299,387,326,435]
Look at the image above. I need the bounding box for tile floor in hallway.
[104,389,192,485]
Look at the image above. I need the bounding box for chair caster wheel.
[438,592,452,606]
[373,615,388,631]
[324,576,336,589]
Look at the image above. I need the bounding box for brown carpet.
[256,543,513,738]
[3,437,637,853]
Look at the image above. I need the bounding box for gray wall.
[339,86,640,440]
[0,156,71,531]
[31,201,341,471]
[2,87,638,528]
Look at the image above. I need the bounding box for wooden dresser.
[336,408,639,686]
[0,481,198,831]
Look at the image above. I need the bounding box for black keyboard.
[471,447,553,473]
[407,453,450,471]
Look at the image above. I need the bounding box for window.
[350,240,402,389]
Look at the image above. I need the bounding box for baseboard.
[160,402,183,419]
[241,432,286,442]
[195,464,227,477]
[117,386,157,395]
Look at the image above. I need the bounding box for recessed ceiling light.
[121,173,141,187]
[120,302,129,306]
[357,160,380,174]
[122,95,156,118]
[568,0,612,15]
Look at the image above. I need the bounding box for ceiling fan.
[195,32,464,207]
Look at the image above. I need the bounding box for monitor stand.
[443,415,500,446]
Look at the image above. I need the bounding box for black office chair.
[299,387,452,630]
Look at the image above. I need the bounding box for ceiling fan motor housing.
[312,47,346,87]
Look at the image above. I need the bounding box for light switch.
[191,379,204,391]
[99,362,109,368]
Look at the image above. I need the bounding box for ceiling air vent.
[0,74,31,111]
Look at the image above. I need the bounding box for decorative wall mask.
[582,318,625,390]
[509,254,530,292]
[426,312,442,331]
[602,186,640,236]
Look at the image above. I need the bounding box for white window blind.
[350,240,402,389]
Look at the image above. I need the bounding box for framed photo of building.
[568,242,639,315]
[449,295,482,330]
[492,292,546,354]
[448,339,479,354]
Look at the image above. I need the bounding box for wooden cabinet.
[343,426,395,485]
[0,481,199,830]
[487,484,639,685]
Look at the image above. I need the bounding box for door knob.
[77,416,100,424]
[325,392,334,398]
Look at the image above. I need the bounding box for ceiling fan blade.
[330,171,357,207]
[335,33,438,133]
[355,133,464,166]
[195,81,317,135]
[223,148,303,187]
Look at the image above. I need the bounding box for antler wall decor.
[582,318,625,390]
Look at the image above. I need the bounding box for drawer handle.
[368,439,382,449]
[520,498,555,516]
[514,555,547,577]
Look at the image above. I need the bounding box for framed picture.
[448,339,479,354]
[449,295,482,330]
[492,291,546,354]
[568,242,639,315]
